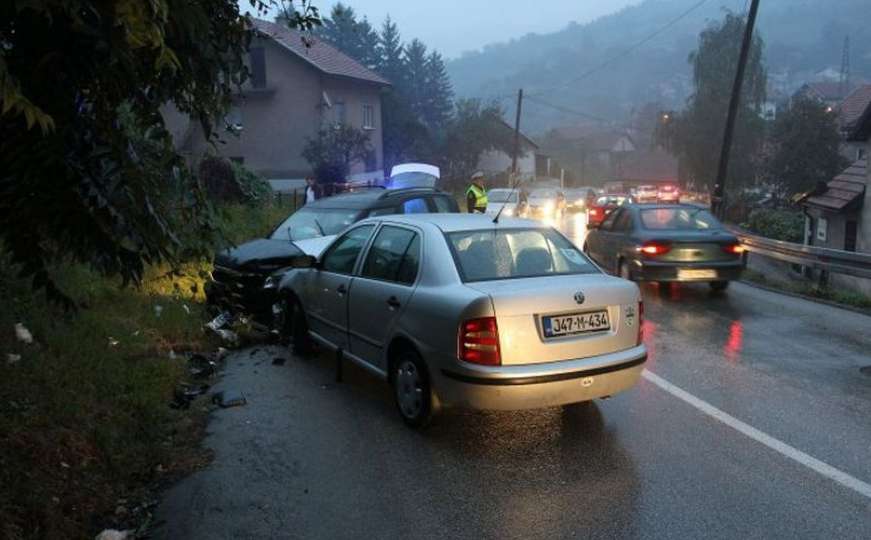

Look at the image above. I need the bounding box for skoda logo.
[574,291,585,304]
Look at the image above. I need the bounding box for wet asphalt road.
[156,214,871,539]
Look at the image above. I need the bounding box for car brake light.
[637,241,672,256]
[637,301,644,346]
[459,317,501,366]
[589,208,599,216]
[722,243,745,255]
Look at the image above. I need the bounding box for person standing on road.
[304,176,319,205]
[466,171,488,213]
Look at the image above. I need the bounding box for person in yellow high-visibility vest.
[466,171,488,213]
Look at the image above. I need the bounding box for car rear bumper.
[434,345,646,410]
[631,259,744,282]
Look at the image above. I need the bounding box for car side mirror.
[288,254,318,268]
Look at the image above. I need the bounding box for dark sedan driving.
[583,204,745,291]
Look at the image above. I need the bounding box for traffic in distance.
[207,165,715,427]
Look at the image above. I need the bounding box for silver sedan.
[276,214,647,427]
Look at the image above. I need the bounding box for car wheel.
[709,281,730,292]
[618,260,633,281]
[392,349,433,428]
[281,296,312,355]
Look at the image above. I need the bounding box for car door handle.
[336,284,347,295]
[386,296,401,309]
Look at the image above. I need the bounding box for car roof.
[361,213,549,233]
[305,187,447,210]
[628,203,707,210]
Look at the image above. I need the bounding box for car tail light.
[637,301,644,345]
[637,241,672,257]
[459,317,501,366]
[589,208,599,217]
[722,243,745,255]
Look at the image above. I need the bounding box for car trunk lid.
[465,274,640,365]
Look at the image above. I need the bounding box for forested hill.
[448,0,871,133]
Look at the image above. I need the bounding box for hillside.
[448,0,871,134]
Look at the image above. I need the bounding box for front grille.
[210,265,266,310]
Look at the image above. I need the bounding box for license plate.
[678,269,717,279]
[543,310,610,338]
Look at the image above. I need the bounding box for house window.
[249,47,266,89]
[362,104,375,129]
[334,102,346,125]
[816,217,828,242]
[845,220,857,252]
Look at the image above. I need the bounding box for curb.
[738,279,871,318]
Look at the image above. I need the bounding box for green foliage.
[439,99,514,189]
[743,208,804,242]
[199,156,271,204]
[663,11,767,193]
[318,3,380,70]
[0,1,319,306]
[302,124,372,183]
[763,95,849,199]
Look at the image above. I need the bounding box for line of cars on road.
[206,176,742,427]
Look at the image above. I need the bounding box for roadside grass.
[742,269,871,311]
[0,199,295,539]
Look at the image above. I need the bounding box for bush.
[742,208,804,242]
[199,156,272,204]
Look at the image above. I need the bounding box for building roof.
[847,97,871,141]
[498,119,539,149]
[616,148,679,183]
[838,84,871,130]
[798,81,853,102]
[251,19,390,86]
[803,158,866,212]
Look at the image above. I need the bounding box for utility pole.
[511,89,524,181]
[712,0,760,219]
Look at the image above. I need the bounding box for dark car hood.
[214,239,304,270]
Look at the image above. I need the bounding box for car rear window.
[640,208,720,230]
[446,229,598,282]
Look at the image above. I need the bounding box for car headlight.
[503,208,514,216]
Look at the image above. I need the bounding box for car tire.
[709,281,730,292]
[281,296,312,356]
[392,348,433,429]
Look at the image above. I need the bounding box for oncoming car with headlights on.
[274,214,647,427]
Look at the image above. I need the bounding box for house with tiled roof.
[169,18,390,178]
[795,81,855,110]
[837,84,871,163]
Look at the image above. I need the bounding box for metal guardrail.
[727,226,871,280]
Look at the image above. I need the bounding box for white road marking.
[642,369,871,500]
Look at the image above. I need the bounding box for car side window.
[361,226,420,285]
[402,197,429,214]
[431,195,455,213]
[600,209,621,231]
[320,225,374,274]
[368,206,398,218]
[613,210,633,232]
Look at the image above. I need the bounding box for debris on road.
[189,353,217,379]
[182,304,191,315]
[14,323,33,344]
[212,390,247,408]
[206,312,233,332]
[214,329,239,346]
[154,305,163,318]
[272,357,287,366]
[95,529,132,540]
[6,353,21,365]
[108,336,120,347]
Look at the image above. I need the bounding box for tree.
[662,12,767,193]
[438,99,514,189]
[0,1,319,304]
[423,51,454,132]
[302,125,372,183]
[377,16,406,87]
[764,96,849,199]
[318,3,379,70]
[403,39,430,124]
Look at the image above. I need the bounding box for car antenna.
[493,171,522,224]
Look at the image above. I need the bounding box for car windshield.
[487,190,518,203]
[387,171,437,189]
[270,207,360,241]
[596,195,630,206]
[446,228,598,282]
[640,207,721,230]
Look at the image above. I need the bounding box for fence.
[728,226,871,280]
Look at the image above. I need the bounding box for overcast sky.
[297,1,642,58]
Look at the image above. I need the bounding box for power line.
[524,95,609,123]
[526,0,711,99]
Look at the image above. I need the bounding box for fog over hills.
[448,0,871,134]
